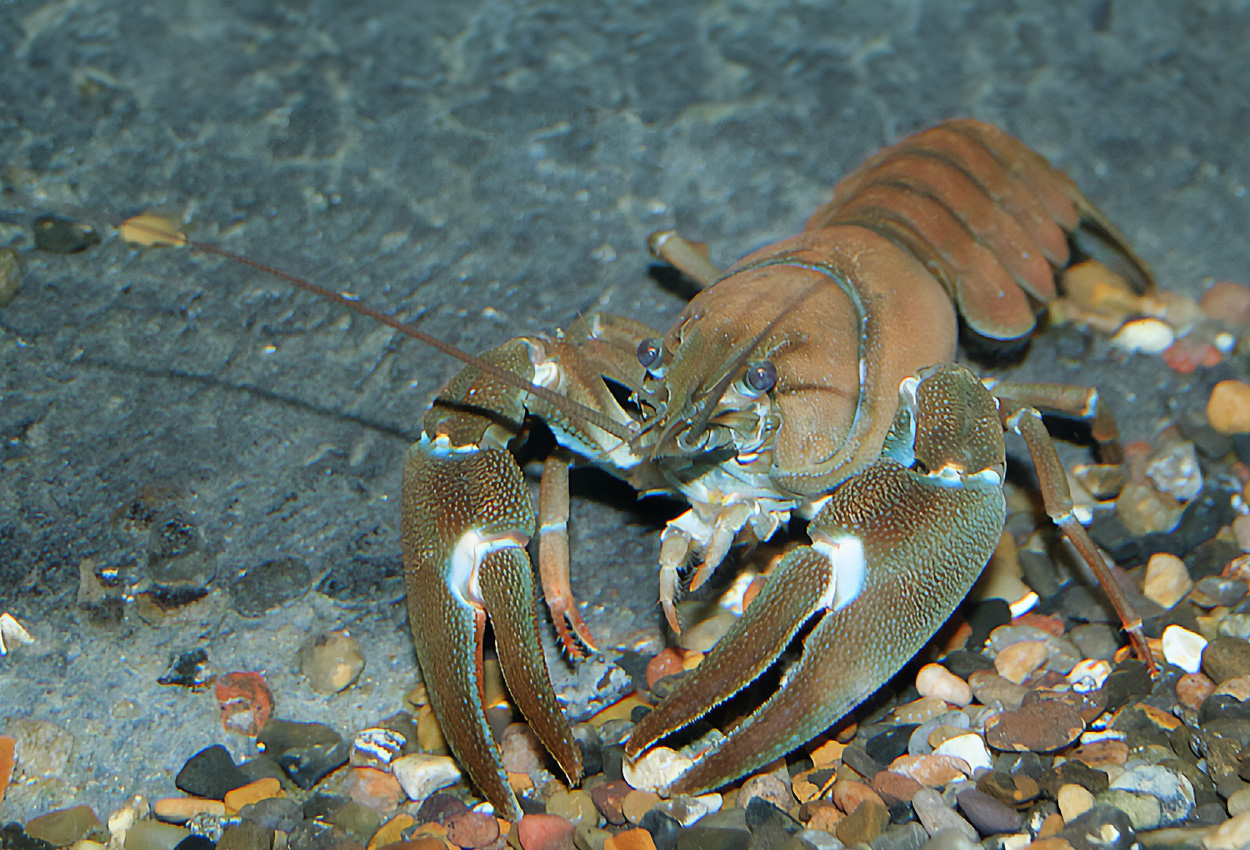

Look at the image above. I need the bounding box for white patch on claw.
[419,432,481,456]
[810,533,866,611]
[449,529,529,608]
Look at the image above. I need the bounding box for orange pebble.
[645,649,684,691]
[604,829,656,850]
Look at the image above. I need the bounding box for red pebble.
[516,814,575,850]
[1012,612,1064,636]
[215,671,274,736]
[446,811,501,849]
[645,649,684,691]
[1163,337,1222,375]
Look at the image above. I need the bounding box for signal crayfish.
[113,119,1157,820]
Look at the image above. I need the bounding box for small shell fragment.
[119,213,188,247]
[0,613,34,655]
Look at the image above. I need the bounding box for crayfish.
[105,119,1157,821]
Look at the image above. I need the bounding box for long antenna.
[107,213,637,443]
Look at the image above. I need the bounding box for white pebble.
[1110,317,1174,354]
[1161,624,1208,674]
[1067,658,1112,692]
[915,663,973,706]
[1057,783,1095,822]
[623,746,693,794]
[932,732,993,773]
[1142,553,1193,609]
[392,753,462,802]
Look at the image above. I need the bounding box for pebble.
[217,821,274,850]
[298,631,366,693]
[872,770,922,805]
[622,790,662,825]
[123,821,191,850]
[392,754,462,803]
[1067,658,1112,692]
[345,766,405,812]
[1099,788,1163,831]
[445,812,500,849]
[1110,317,1174,353]
[416,793,468,824]
[25,805,100,846]
[1056,783,1095,822]
[1208,381,1250,434]
[622,747,692,794]
[886,754,969,786]
[736,773,794,811]
[590,781,631,825]
[5,718,74,778]
[1204,635,1250,682]
[1177,671,1217,710]
[656,794,720,828]
[1214,674,1250,701]
[1162,624,1209,674]
[1109,765,1194,826]
[676,826,750,850]
[993,640,1048,684]
[501,723,547,775]
[241,796,302,832]
[984,701,1083,752]
[834,798,888,846]
[910,788,977,843]
[1228,786,1250,816]
[223,777,284,812]
[152,797,227,823]
[931,734,992,773]
[967,671,1029,711]
[955,787,1022,835]
[892,697,952,724]
[831,778,884,815]
[546,788,599,827]
[517,814,576,850]
[604,829,655,850]
[0,734,13,802]
[915,664,972,706]
[256,719,350,789]
[1192,576,1249,607]
[645,650,685,691]
[215,672,276,737]
[1143,552,1194,608]
[1205,811,1250,850]
[174,745,252,800]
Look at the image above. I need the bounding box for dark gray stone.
[175,745,251,801]
[954,788,1022,836]
[256,720,349,790]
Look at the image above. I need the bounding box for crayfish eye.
[745,360,777,394]
[637,338,663,369]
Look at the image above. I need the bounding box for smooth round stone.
[1142,553,1193,609]
[993,641,1048,685]
[910,788,977,843]
[1207,381,1250,434]
[955,787,1022,835]
[1204,636,1250,683]
[1228,785,1250,816]
[446,811,500,849]
[123,822,192,850]
[217,821,274,850]
[175,745,251,800]
[1205,812,1250,850]
[546,789,599,827]
[518,814,576,850]
[25,806,101,846]
[967,671,1028,711]
[392,754,462,802]
[1162,624,1208,674]
[1097,789,1162,831]
[1191,576,1248,608]
[298,632,366,694]
[916,664,973,706]
[622,747,691,794]
[736,773,794,811]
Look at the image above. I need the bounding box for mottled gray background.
[1,0,1248,824]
